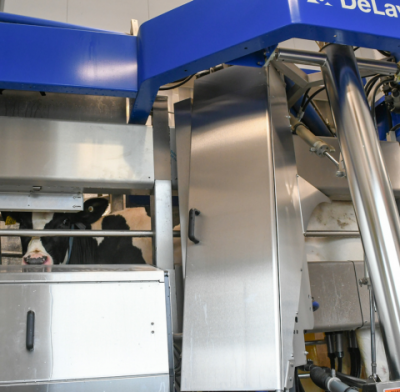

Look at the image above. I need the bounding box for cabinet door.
[182,67,281,391]
[0,282,169,383]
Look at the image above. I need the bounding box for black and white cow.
[1,198,146,265]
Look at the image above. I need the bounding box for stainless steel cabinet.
[181,67,312,391]
[0,265,171,391]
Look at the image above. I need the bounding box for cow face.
[1,198,108,265]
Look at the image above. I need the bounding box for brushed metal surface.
[0,92,127,124]
[322,44,400,379]
[152,180,174,269]
[0,190,84,212]
[0,375,169,391]
[268,66,312,378]
[309,261,364,332]
[0,116,154,191]
[182,66,281,391]
[182,66,310,391]
[174,99,192,279]
[0,229,154,237]
[0,281,169,383]
[297,175,331,233]
[0,265,165,283]
[294,136,400,199]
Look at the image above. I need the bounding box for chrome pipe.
[370,286,378,379]
[275,48,327,66]
[321,44,400,380]
[305,231,360,237]
[0,230,181,237]
[275,48,398,76]
[0,230,155,237]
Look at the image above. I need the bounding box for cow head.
[1,198,108,265]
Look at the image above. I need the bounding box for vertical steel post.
[321,44,400,380]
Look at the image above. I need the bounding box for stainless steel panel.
[308,261,363,332]
[0,116,154,191]
[153,97,171,181]
[0,92,127,124]
[152,180,174,269]
[182,66,281,391]
[0,375,169,391]
[268,66,312,381]
[174,98,192,279]
[297,175,331,233]
[0,190,83,212]
[294,136,400,199]
[0,265,165,283]
[0,281,169,383]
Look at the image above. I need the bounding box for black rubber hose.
[355,348,362,378]
[349,347,355,377]
[336,372,366,388]
[310,366,332,390]
[337,357,343,373]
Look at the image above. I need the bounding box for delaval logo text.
[308,0,400,17]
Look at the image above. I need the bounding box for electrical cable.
[159,74,196,90]
[370,77,394,130]
[337,357,343,373]
[389,123,400,134]
[336,372,366,388]
[301,88,311,108]
[378,50,392,57]
[364,75,381,97]
[302,87,326,112]
[355,347,362,378]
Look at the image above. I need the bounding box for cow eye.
[62,219,70,226]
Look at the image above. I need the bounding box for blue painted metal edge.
[0,22,138,97]
[130,0,400,123]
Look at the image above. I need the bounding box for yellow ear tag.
[5,216,16,226]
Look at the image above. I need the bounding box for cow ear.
[1,211,31,227]
[72,198,109,225]
[1,211,20,225]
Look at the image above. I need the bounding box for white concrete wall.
[3,0,191,32]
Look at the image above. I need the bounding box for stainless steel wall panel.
[0,116,154,191]
[308,261,364,332]
[269,67,313,377]
[0,266,170,389]
[182,66,281,391]
[0,375,169,392]
[174,98,192,279]
[0,92,127,124]
[294,136,400,199]
[181,66,310,391]
[0,282,169,383]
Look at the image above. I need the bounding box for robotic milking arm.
[2,0,400,391]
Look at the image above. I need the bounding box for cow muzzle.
[24,253,49,265]
[23,237,53,265]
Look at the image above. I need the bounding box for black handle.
[26,310,35,351]
[188,209,201,244]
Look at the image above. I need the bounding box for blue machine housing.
[2,0,400,123]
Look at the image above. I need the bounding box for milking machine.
[2,0,400,391]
